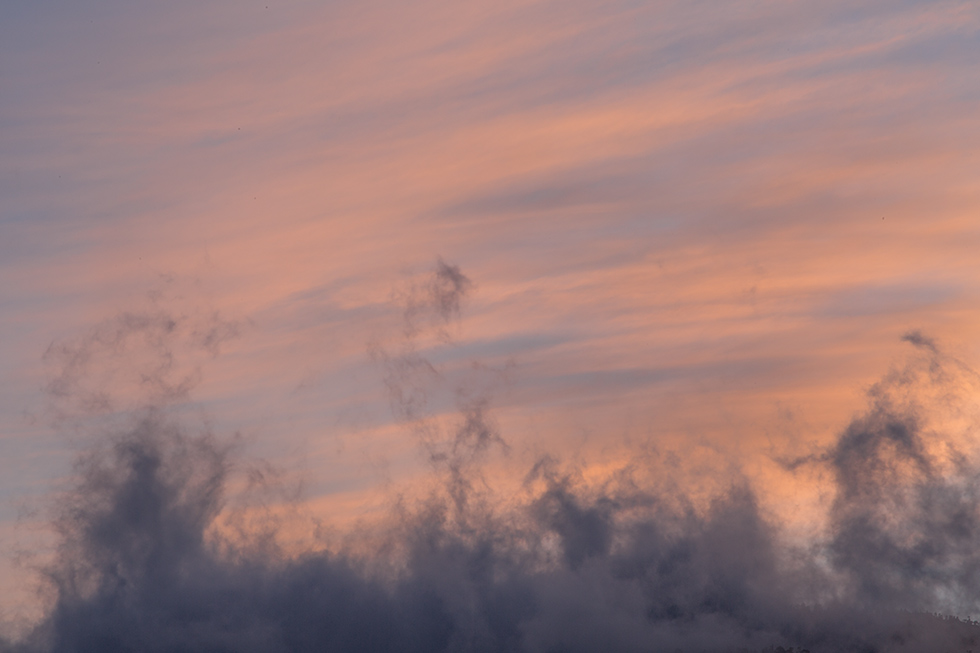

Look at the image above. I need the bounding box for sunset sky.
[2,1,980,646]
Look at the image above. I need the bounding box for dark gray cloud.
[827,341,980,615]
[9,414,980,653]
[6,268,980,653]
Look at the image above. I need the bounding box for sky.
[2,1,980,651]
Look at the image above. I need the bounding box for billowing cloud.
[5,265,980,653]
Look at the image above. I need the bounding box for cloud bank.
[5,266,980,653]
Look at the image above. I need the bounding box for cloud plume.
[6,266,980,653]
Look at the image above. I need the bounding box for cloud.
[41,278,242,423]
[6,265,980,653]
[827,338,980,615]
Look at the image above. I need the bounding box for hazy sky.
[2,1,980,645]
